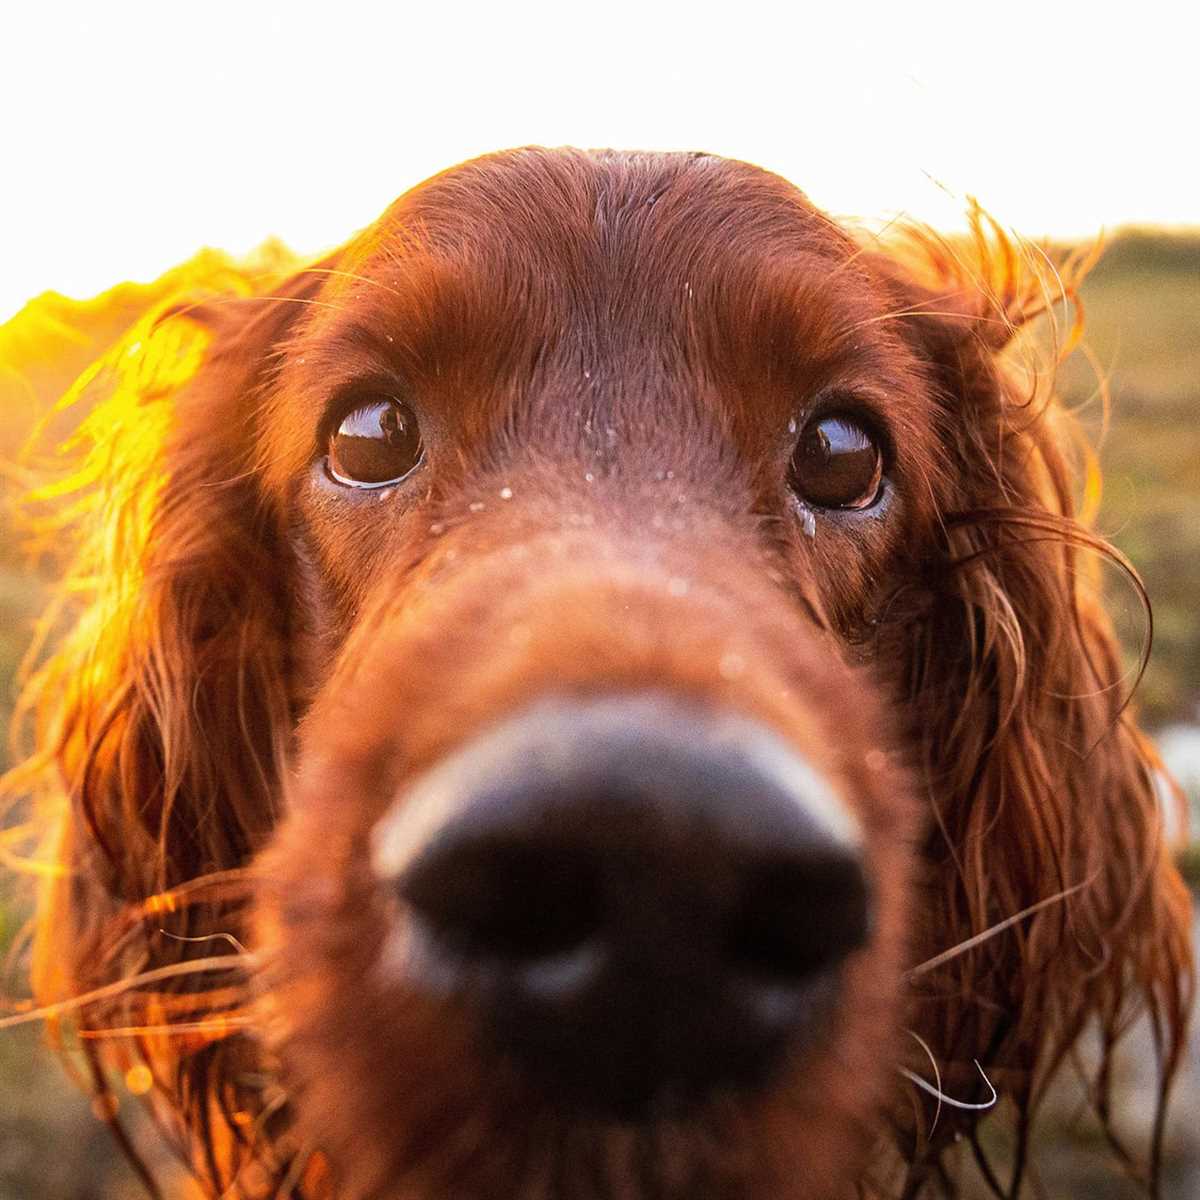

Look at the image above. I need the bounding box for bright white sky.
[2,1,1196,323]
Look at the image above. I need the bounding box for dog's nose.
[371,695,872,1117]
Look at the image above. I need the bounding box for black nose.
[371,694,872,1117]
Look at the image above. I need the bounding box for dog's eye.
[327,398,423,488]
[789,415,883,510]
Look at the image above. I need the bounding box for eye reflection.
[788,415,883,510]
[326,397,423,488]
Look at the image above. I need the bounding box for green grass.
[1054,247,1200,724]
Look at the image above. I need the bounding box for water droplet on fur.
[429,521,446,535]
[468,501,485,513]
[719,652,746,680]
[584,472,595,484]
[499,487,513,500]
[787,416,798,435]
[799,504,816,538]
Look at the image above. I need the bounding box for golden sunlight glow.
[1,2,1194,323]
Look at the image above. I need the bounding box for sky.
[2,1,1196,323]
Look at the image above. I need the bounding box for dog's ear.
[15,255,334,1191]
[870,218,1193,1175]
[37,263,330,903]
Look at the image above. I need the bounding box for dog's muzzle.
[370,693,872,1117]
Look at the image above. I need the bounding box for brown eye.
[789,415,883,510]
[327,397,423,488]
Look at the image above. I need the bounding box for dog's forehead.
[271,147,919,490]
[302,146,881,393]
[373,147,853,269]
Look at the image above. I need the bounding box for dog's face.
[26,149,1191,1200]
[257,149,928,1198]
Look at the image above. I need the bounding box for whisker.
[78,1016,254,1039]
[909,879,1093,977]
[907,1029,945,1135]
[0,954,253,1030]
[298,266,403,298]
[899,1060,998,1112]
[160,930,250,956]
[848,304,1013,333]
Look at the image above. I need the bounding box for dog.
[7,147,1193,1199]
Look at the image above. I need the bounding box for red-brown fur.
[4,148,1193,1198]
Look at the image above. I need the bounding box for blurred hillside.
[1052,231,1200,725]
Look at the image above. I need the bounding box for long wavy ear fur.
[872,213,1194,1195]
[7,258,330,1195]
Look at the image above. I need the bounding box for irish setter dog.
[5,148,1193,1199]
